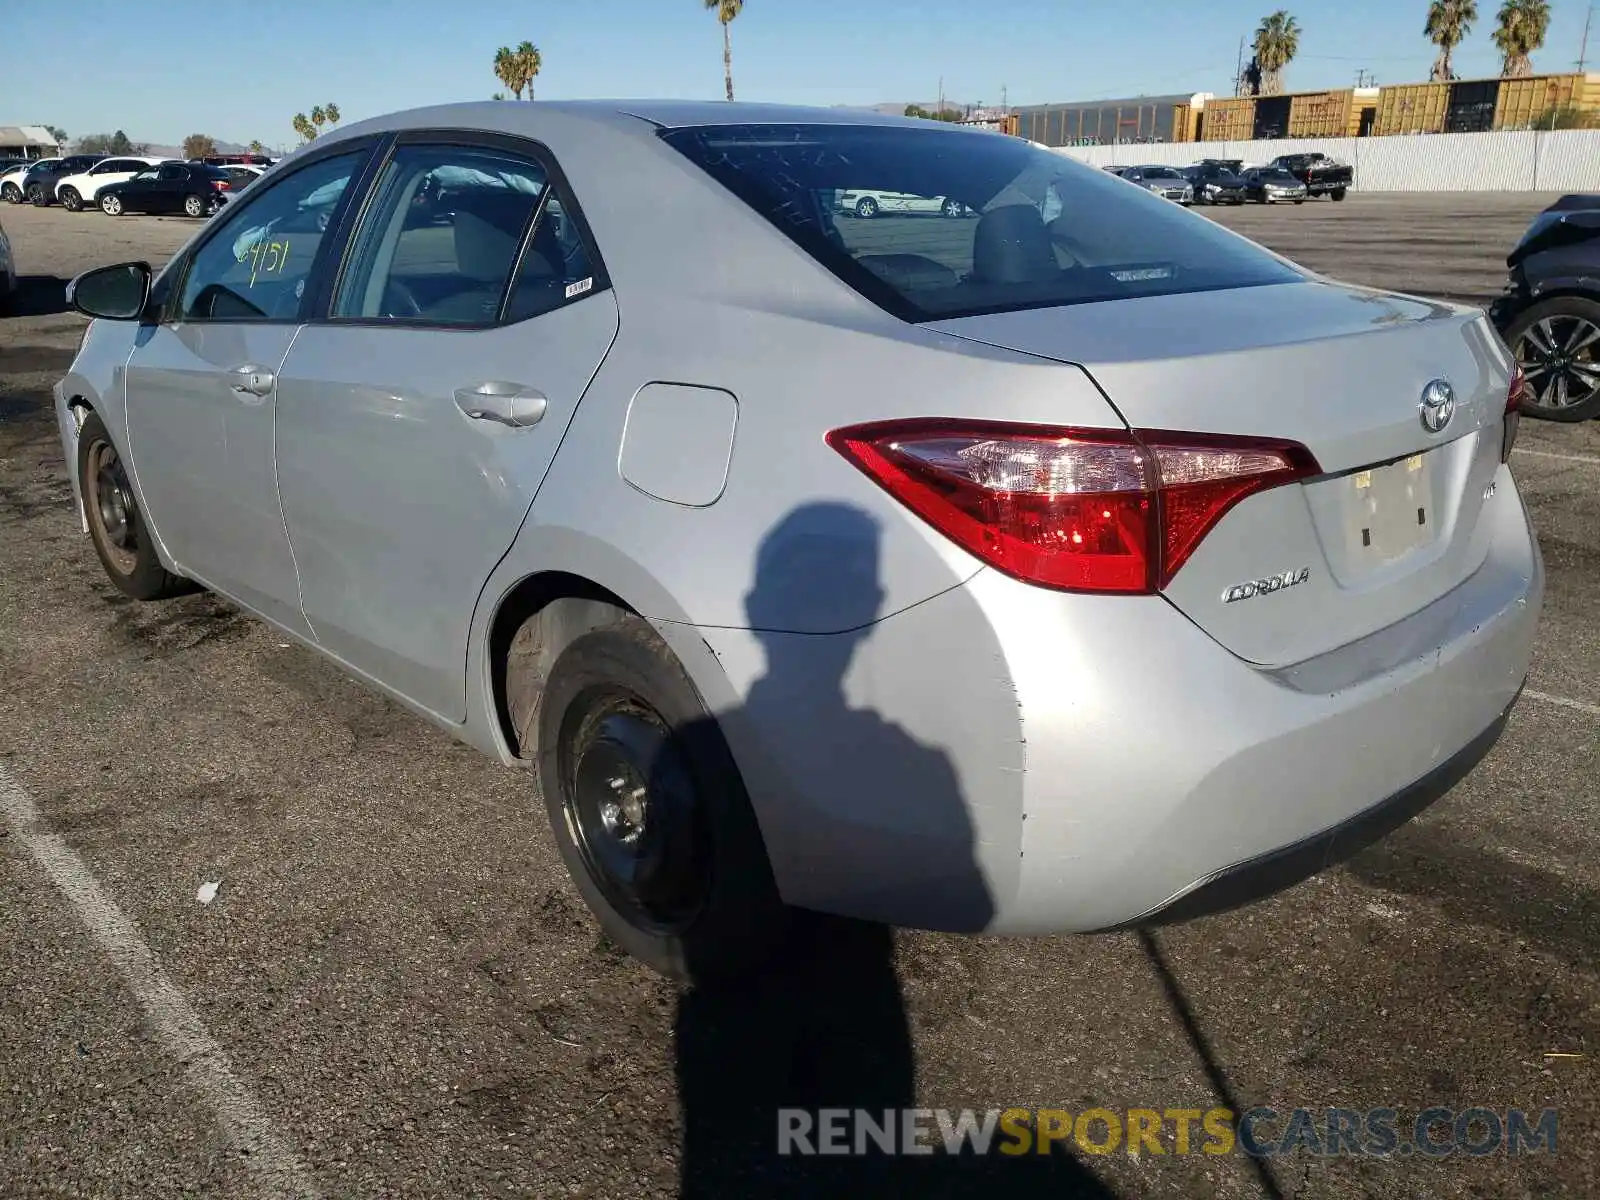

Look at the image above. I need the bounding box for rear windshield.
[660,123,1301,321]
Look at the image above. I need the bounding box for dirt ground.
[1,194,1597,1199]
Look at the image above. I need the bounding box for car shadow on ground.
[670,502,1118,1199]
[4,275,70,318]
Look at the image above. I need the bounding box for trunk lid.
[927,280,1513,667]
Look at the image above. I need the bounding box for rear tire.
[941,197,964,218]
[0,182,19,204]
[76,411,195,601]
[854,196,879,219]
[60,186,83,212]
[1331,188,1348,202]
[183,193,206,218]
[1504,295,1600,422]
[532,607,788,984]
[101,193,123,216]
[27,183,48,207]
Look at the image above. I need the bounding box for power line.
[1579,4,1595,72]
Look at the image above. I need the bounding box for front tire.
[854,196,879,219]
[183,193,206,218]
[941,198,964,218]
[1505,295,1600,422]
[60,186,83,212]
[27,183,49,207]
[533,607,787,983]
[77,411,194,600]
[100,193,123,216]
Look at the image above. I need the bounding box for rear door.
[272,133,618,721]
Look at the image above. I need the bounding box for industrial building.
[0,125,63,159]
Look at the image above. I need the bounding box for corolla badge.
[1419,379,1456,434]
[1222,567,1311,604]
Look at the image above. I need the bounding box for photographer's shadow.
[675,503,1114,1199]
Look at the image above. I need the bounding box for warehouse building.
[0,125,63,159]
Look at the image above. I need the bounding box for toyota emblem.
[1419,379,1456,434]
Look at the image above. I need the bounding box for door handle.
[228,364,275,398]
[453,382,548,428]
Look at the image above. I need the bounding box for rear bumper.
[699,467,1541,936]
[1107,689,1516,929]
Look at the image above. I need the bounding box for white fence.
[1052,129,1600,193]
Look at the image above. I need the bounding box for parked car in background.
[1268,153,1352,201]
[1119,165,1193,204]
[1102,165,1130,176]
[1242,167,1308,204]
[22,155,104,206]
[97,161,235,218]
[53,101,1540,982]
[1185,162,1247,206]
[194,153,276,167]
[3,157,59,204]
[0,212,15,310]
[1489,193,1600,422]
[834,187,974,218]
[54,156,173,212]
[218,165,266,190]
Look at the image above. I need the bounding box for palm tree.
[324,102,341,127]
[1427,0,1479,82]
[248,140,266,155]
[704,0,743,102]
[1492,0,1550,77]
[515,41,542,100]
[1252,11,1301,96]
[494,46,522,99]
[293,113,316,143]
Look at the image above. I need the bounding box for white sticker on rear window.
[565,277,593,299]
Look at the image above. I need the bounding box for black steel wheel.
[76,410,193,600]
[533,606,787,982]
[1505,295,1600,422]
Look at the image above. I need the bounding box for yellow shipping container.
[1288,90,1359,138]
[1171,102,1202,143]
[1200,97,1255,142]
[1494,72,1600,130]
[1374,82,1450,136]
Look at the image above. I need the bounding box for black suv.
[22,155,102,207]
[1489,194,1600,422]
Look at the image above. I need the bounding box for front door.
[272,138,618,720]
[123,148,372,636]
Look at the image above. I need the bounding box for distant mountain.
[142,138,285,158]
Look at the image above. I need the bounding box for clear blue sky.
[6,0,1598,149]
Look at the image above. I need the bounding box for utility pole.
[1001,83,1008,111]
[1579,5,1595,72]
[937,75,944,118]
[1234,36,1246,97]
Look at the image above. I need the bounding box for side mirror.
[66,262,152,321]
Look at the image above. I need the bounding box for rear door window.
[661,123,1302,321]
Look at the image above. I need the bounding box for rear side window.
[661,123,1302,321]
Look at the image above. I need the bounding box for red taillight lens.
[826,419,1319,594]
[1503,365,1529,462]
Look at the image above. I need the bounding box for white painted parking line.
[1524,689,1600,717]
[0,765,319,1200]
[1513,446,1600,467]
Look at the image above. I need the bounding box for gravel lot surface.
[1,194,1596,1199]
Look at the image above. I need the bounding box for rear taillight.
[826,419,1319,594]
[1504,365,1529,462]
[212,180,230,191]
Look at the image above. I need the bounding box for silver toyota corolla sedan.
[55,101,1542,981]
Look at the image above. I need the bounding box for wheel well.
[488,571,632,759]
